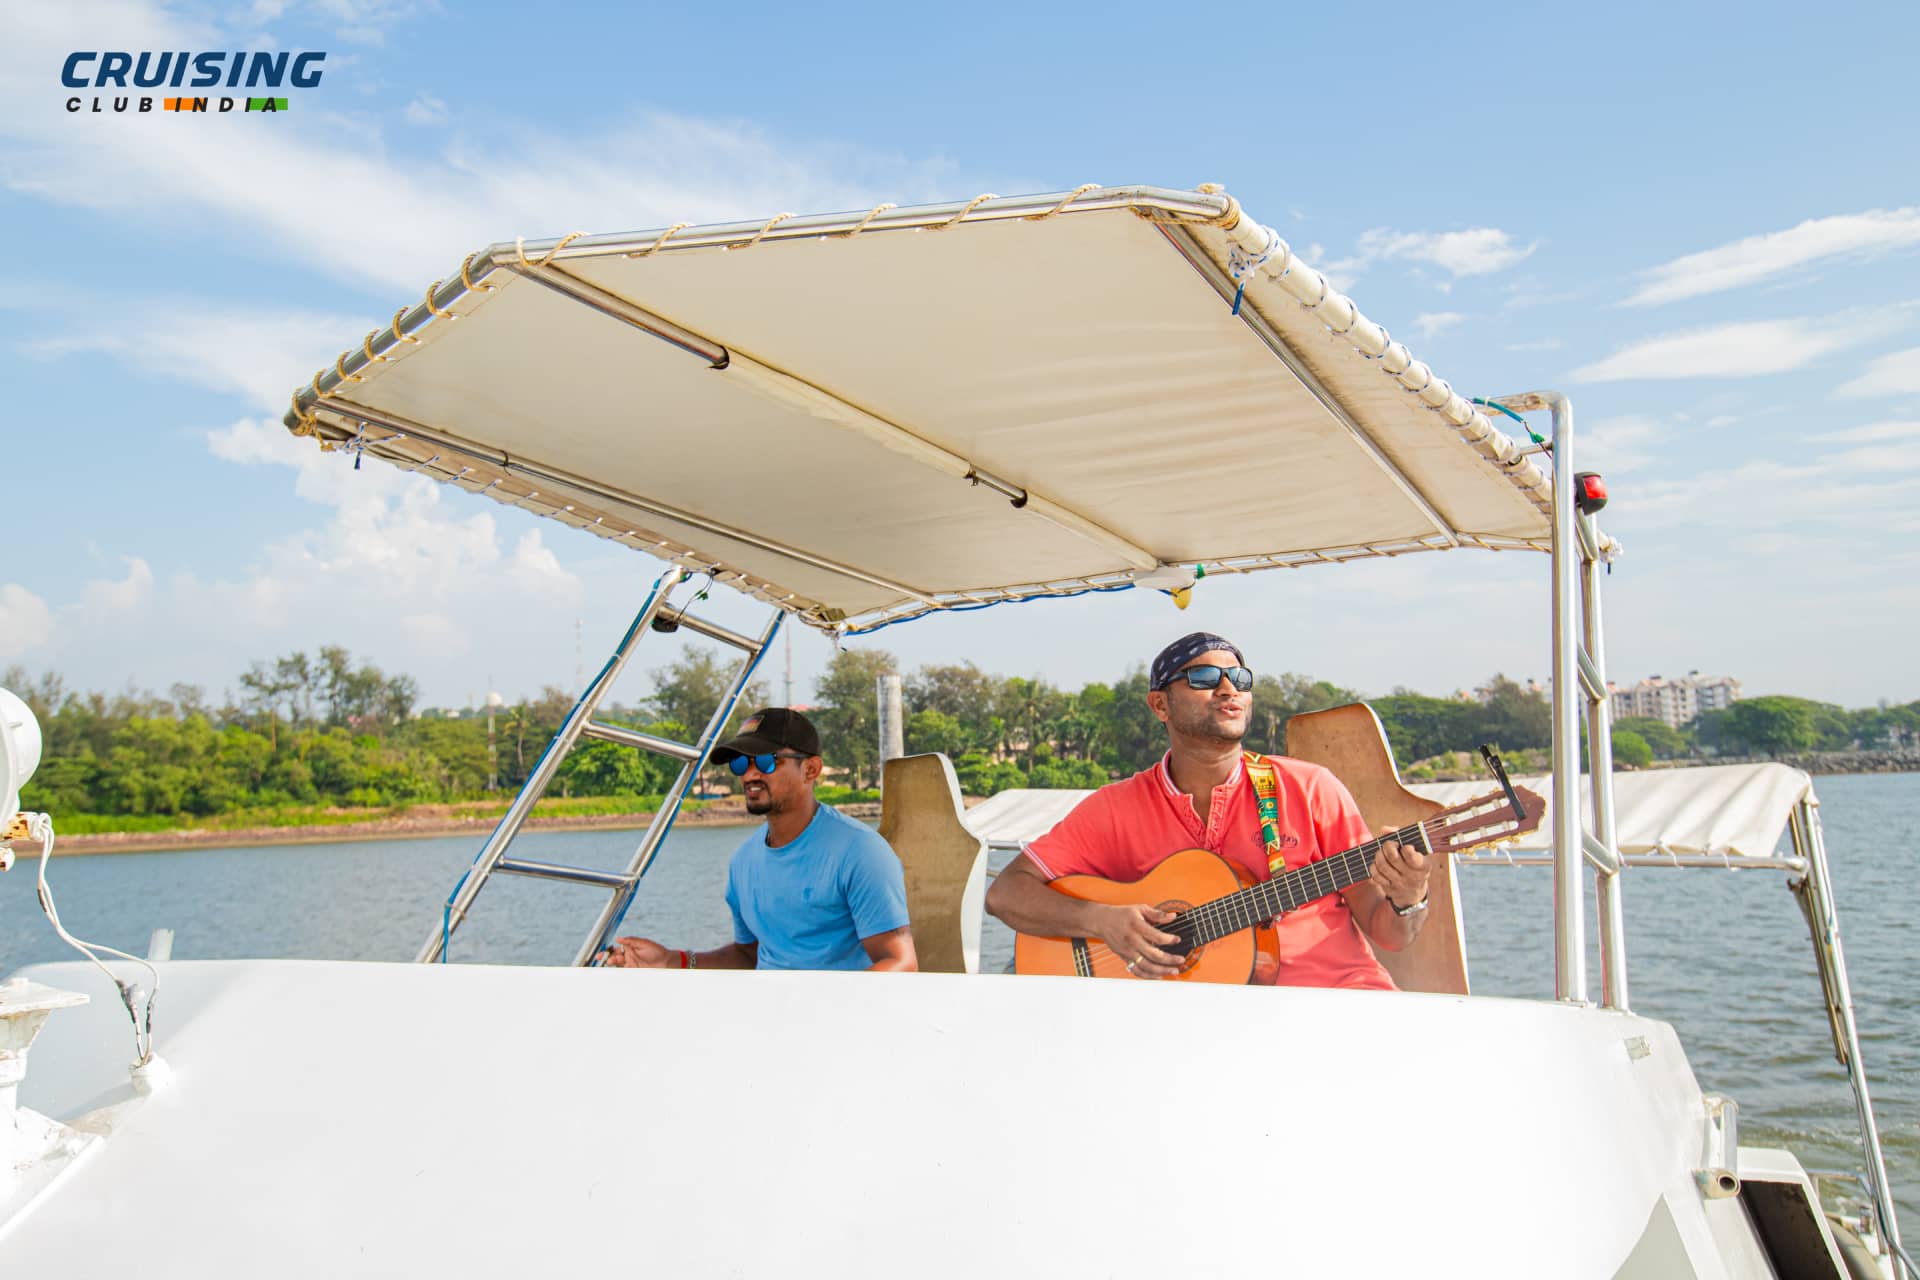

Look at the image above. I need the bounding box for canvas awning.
[965,763,1816,863]
[284,185,1557,634]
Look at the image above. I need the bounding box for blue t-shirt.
[725,803,910,971]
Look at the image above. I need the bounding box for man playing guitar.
[984,632,1432,987]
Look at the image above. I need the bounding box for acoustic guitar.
[1013,784,1545,983]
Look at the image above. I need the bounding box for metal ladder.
[416,567,784,966]
[1494,390,1628,1010]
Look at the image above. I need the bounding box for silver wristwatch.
[1391,895,1429,918]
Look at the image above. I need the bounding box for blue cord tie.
[1226,227,1281,319]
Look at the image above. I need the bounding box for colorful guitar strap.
[1243,751,1290,875]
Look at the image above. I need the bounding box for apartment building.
[1608,671,1743,729]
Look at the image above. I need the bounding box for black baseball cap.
[708,707,822,765]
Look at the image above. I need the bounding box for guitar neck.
[1182,822,1428,948]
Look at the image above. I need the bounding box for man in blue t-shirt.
[602,708,916,972]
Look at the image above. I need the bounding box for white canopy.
[284,185,1555,634]
[965,763,1816,862]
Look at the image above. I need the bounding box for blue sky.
[2,0,1916,713]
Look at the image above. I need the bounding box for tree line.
[5,648,1913,822]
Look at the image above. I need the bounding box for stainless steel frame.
[1790,802,1908,1276]
[415,567,784,966]
[1493,391,1628,1009]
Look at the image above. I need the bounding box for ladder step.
[658,610,763,655]
[496,857,631,890]
[583,720,703,762]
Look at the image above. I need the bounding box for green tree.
[1368,693,1476,766]
[1611,728,1653,769]
[1716,696,1819,754]
[557,740,666,795]
[648,649,765,740]
[813,647,898,788]
[1615,716,1687,759]
[905,708,968,757]
[1473,675,1551,752]
[904,662,998,751]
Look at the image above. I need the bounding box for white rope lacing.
[1226,223,1287,317]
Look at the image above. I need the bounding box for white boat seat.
[876,753,988,975]
[1286,703,1471,996]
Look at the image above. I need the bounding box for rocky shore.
[1701,749,1920,776]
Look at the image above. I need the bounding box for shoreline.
[39,801,885,857]
[27,757,1915,855]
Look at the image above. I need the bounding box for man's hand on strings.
[1370,839,1431,912]
[1098,903,1182,979]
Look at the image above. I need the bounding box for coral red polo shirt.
[1023,753,1395,990]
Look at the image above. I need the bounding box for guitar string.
[1063,802,1524,971]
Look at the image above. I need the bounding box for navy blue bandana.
[1150,632,1246,691]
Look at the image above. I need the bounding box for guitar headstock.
[1423,785,1546,856]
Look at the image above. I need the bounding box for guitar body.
[1012,848,1280,984]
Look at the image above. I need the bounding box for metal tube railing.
[570,606,786,967]
[1543,392,1587,1003]
[415,567,687,962]
[1579,509,1629,1011]
[1793,801,1907,1276]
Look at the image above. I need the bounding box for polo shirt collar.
[1156,750,1245,797]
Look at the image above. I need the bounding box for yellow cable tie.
[361,331,387,364]
[515,231,583,269]
[1024,184,1099,221]
[391,307,420,345]
[931,193,998,231]
[740,212,794,250]
[460,251,497,293]
[310,371,336,400]
[423,279,453,320]
[334,353,364,384]
[288,389,317,436]
[1196,182,1225,194]
[840,202,896,238]
[628,221,689,259]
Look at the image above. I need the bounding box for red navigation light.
[1573,471,1608,515]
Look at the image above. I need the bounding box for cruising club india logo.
[62,50,327,114]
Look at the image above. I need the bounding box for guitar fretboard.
[1170,821,1431,948]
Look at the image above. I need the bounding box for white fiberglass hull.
[9,959,1777,1277]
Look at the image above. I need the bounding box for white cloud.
[1414,312,1467,339]
[1625,208,1920,306]
[0,585,53,660]
[1836,346,1920,399]
[1578,416,1665,475]
[1627,429,1920,535]
[234,0,423,46]
[1353,226,1536,278]
[1821,419,1920,444]
[1504,338,1563,352]
[403,92,446,125]
[0,2,968,295]
[26,304,363,411]
[80,557,154,614]
[1704,414,1740,429]
[1570,307,1909,383]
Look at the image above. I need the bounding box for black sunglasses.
[727,751,808,777]
[1161,664,1254,692]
